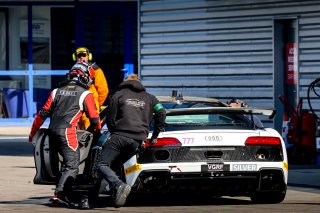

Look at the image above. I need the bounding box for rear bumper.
[132,168,287,196]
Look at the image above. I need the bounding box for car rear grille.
[133,169,286,195]
[137,146,283,163]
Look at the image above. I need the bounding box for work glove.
[148,137,157,146]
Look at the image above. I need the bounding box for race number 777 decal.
[182,137,194,144]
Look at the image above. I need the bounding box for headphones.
[72,47,93,61]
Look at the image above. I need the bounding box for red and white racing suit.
[30,82,101,195]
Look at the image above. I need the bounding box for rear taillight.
[245,136,281,145]
[145,137,182,147]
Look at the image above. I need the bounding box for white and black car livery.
[123,96,288,204]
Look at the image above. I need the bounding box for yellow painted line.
[125,164,142,175]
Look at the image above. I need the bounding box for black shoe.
[79,196,90,210]
[114,183,131,208]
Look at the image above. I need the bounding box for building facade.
[1,0,320,135]
[139,0,320,132]
[0,0,137,125]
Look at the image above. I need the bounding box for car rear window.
[165,113,251,129]
[150,102,253,131]
[150,101,253,131]
[162,102,222,109]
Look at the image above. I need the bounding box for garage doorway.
[51,1,137,97]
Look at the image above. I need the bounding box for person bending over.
[97,74,166,208]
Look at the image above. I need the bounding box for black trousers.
[49,128,80,195]
[97,134,140,189]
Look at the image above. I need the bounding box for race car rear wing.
[165,107,276,119]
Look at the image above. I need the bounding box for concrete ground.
[0,126,30,136]
[1,126,320,189]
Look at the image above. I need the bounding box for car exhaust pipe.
[141,175,168,190]
[139,171,170,190]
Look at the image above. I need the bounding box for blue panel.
[123,63,134,78]
[2,88,28,118]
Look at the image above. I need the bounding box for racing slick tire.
[250,190,286,204]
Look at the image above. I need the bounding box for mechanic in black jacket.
[28,62,101,207]
[97,74,166,208]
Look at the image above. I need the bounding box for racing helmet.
[68,62,95,88]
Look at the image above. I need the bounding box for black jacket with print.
[106,80,166,141]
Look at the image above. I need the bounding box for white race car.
[124,96,288,204]
[33,96,288,205]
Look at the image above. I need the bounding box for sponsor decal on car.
[201,163,230,172]
[204,135,223,141]
[182,137,194,145]
[232,164,257,171]
[124,164,142,175]
[283,162,288,170]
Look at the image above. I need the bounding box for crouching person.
[97,74,166,208]
[28,62,101,207]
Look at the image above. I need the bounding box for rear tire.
[250,190,286,204]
